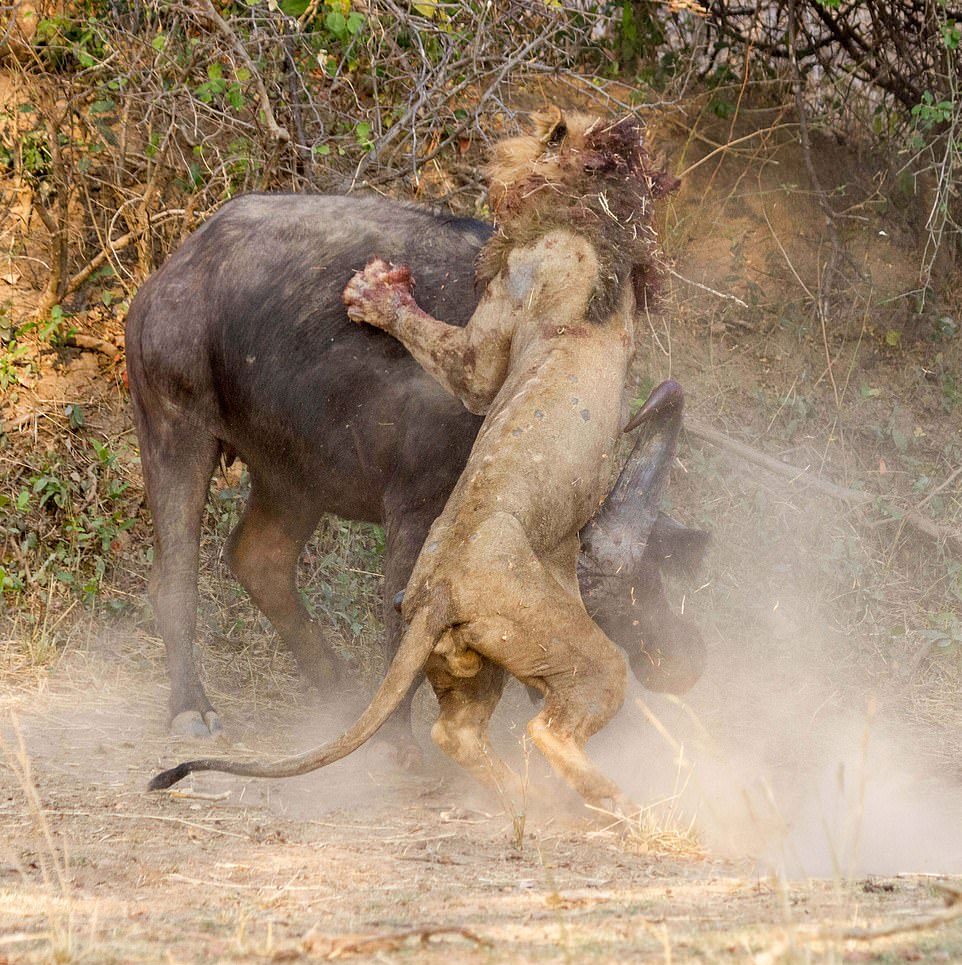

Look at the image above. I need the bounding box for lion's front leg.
[343,257,515,415]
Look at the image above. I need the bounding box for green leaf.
[65,403,84,430]
[226,83,244,110]
[151,33,166,52]
[207,62,223,81]
[325,10,347,39]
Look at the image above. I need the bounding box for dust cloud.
[8,587,959,879]
[0,636,422,823]
[592,592,962,878]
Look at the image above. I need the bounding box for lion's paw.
[343,257,415,329]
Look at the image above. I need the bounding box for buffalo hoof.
[295,650,346,694]
[170,709,223,738]
[372,728,426,772]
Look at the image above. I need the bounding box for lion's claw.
[343,257,415,330]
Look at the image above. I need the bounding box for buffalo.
[125,193,707,756]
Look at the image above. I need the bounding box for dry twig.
[190,0,290,146]
[686,419,962,554]
[301,925,491,960]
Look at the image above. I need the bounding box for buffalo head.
[578,379,709,693]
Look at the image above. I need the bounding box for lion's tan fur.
[341,107,677,810]
[483,109,603,207]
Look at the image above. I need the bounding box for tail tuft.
[148,762,192,791]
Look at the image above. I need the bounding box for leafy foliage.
[0,438,141,606]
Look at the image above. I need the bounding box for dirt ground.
[3,104,962,962]
[2,630,962,965]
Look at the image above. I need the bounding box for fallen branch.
[918,464,962,510]
[164,788,231,802]
[0,411,37,434]
[685,419,962,554]
[69,334,123,358]
[667,267,749,309]
[808,883,962,942]
[301,925,491,960]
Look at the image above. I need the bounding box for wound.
[540,323,592,339]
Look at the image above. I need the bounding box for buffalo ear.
[533,105,567,147]
[647,514,710,579]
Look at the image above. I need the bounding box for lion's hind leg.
[461,562,632,810]
[522,617,634,814]
[434,512,634,813]
[427,655,525,809]
[527,708,634,816]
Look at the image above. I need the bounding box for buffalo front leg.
[225,482,345,691]
[136,415,221,738]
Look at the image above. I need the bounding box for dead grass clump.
[0,715,96,963]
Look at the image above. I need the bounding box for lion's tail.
[148,596,447,790]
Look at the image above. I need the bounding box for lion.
[150,108,679,812]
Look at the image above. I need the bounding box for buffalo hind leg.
[224,483,345,691]
[136,414,221,738]
[377,507,441,768]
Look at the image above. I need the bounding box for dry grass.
[0,714,93,964]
